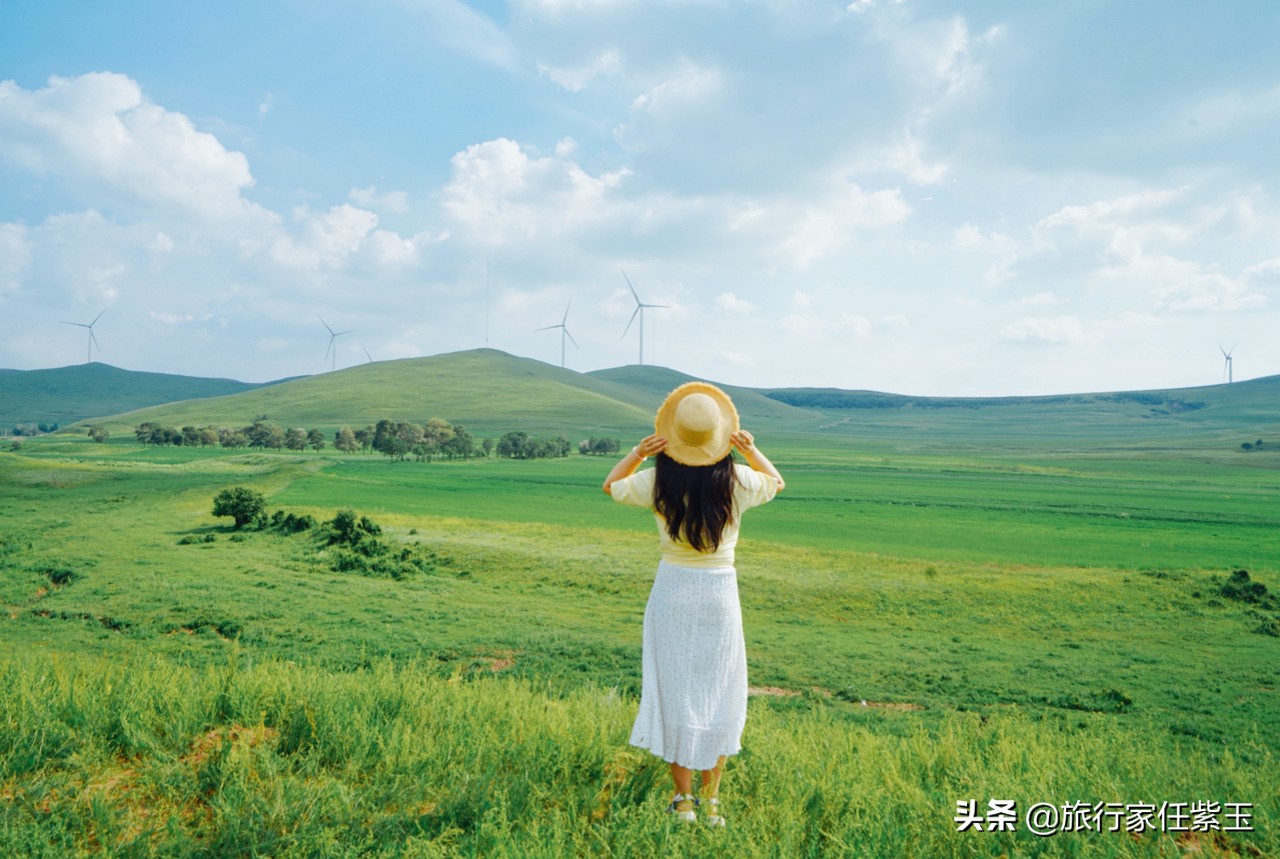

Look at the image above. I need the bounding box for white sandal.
[702,796,726,828]
[665,793,698,823]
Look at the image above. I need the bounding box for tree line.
[130,418,615,463]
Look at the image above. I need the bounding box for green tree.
[199,427,219,447]
[87,426,110,443]
[307,429,326,451]
[443,424,474,459]
[285,427,307,451]
[335,426,358,453]
[212,486,266,529]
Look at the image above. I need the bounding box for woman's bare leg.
[700,756,726,799]
[668,763,696,816]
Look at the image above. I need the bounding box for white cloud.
[952,222,1011,251]
[257,93,275,120]
[441,137,631,246]
[538,49,622,92]
[349,186,410,214]
[1002,316,1085,344]
[781,181,911,267]
[0,73,263,222]
[399,0,517,69]
[614,61,724,152]
[0,223,30,297]
[714,292,756,315]
[1038,188,1187,232]
[270,204,380,269]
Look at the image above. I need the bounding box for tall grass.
[1,653,1274,857]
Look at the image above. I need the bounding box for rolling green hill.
[89,350,656,437]
[0,362,287,428]
[25,349,1280,452]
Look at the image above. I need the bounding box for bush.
[212,486,267,529]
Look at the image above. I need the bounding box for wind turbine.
[61,308,106,364]
[361,344,374,364]
[319,315,353,372]
[1219,343,1236,384]
[620,271,669,366]
[537,300,579,368]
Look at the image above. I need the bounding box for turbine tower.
[319,315,353,373]
[1219,343,1236,384]
[61,308,106,364]
[620,271,669,366]
[537,300,578,368]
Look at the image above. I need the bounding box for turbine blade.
[318,314,335,335]
[644,303,670,309]
[536,323,560,331]
[622,270,641,305]
[325,336,334,360]
[90,308,107,326]
[622,305,641,337]
[61,321,88,328]
[90,330,100,349]
[362,344,373,363]
[562,299,572,325]
[336,329,354,337]
[565,328,579,349]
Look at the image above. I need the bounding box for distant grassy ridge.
[0,363,289,427]
[33,350,1280,453]
[86,350,655,438]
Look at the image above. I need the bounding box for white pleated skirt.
[628,560,749,771]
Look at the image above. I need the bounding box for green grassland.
[0,363,286,428]
[2,352,1278,856]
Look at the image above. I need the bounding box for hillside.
[90,350,655,436]
[0,363,285,428]
[24,351,1280,449]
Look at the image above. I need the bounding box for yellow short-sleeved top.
[610,463,779,568]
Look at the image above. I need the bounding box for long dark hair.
[653,452,738,552]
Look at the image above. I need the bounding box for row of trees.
[131,418,618,463]
[135,421,328,451]
[8,422,59,436]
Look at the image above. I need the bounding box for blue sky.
[2,0,1277,395]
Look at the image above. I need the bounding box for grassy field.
[2,353,1278,855]
[2,429,1278,857]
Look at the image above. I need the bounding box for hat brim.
[654,381,740,466]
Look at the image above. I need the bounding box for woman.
[603,382,784,826]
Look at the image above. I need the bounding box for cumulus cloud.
[271,204,380,269]
[0,73,263,222]
[614,60,723,152]
[441,137,631,245]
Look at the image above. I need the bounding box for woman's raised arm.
[602,434,668,494]
[730,430,785,491]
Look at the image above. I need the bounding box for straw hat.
[654,382,740,466]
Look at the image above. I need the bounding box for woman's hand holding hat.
[634,434,668,460]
